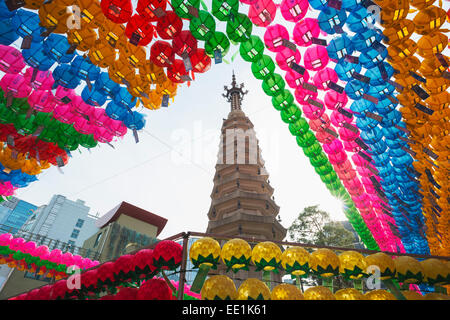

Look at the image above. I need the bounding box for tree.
[287,205,359,291]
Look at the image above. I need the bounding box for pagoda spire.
[222,71,248,111]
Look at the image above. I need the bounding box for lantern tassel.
[190,264,211,293]
[382,279,407,300]
[295,275,303,291]
[322,277,333,293]
[353,279,363,292]
[262,270,271,290]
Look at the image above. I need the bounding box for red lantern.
[167,59,188,83]
[150,41,175,67]
[172,31,198,57]
[137,278,173,300]
[113,254,135,280]
[152,240,182,270]
[125,14,155,46]
[114,287,139,300]
[80,269,99,291]
[133,249,157,276]
[190,48,211,73]
[101,0,133,24]
[137,0,167,22]
[97,262,116,286]
[156,11,182,40]
[50,279,69,299]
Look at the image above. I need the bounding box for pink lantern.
[294,85,318,105]
[248,0,277,27]
[240,0,259,4]
[28,90,56,113]
[0,74,31,98]
[264,24,290,52]
[276,47,301,71]
[72,255,83,266]
[70,98,93,116]
[0,233,13,247]
[328,150,347,165]
[32,245,50,259]
[73,117,93,135]
[0,182,15,196]
[61,252,74,266]
[293,18,320,47]
[324,91,348,110]
[343,140,361,152]
[338,126,359,141]
[48,249,63,264]
[331,110,353,127]
[309,113,330,131]
[53,86,76,104]
[339,159,353,171]
[93,127,114,143]
[323,139,343,154]
[23,68,54,90]
[90,108,109,127]
[285,69,310,88]
[0,45,25,74]
[303,46,329,71]
[336,169,356,181]
[104,118,127,137]
[313,67,338,90]
[302,100,325,120]
[9,237,26,251]
[316,128,337,144]
[280,0,309,22]
[352,152,372,167]
[53,104,76,123]
[21,241,37,255]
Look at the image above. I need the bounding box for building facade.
[19,195,98,248]
[82,201,167,262]
[0,197,37,234]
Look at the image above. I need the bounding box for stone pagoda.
[206,73,286,287]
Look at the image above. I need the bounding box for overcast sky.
[12,4,351,239]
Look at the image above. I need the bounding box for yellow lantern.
[303,286,335,300]
[424,293,450,300]
[365,290,396,300]
[189,237,221,269]
[237,278,271,300]
[394,256,424,284]
[281,247,309,277]
[270,283,304,300]
[310,249,340,278]
[201,275,237,300]
[420,259,448,285]
[221,239,252,272]
[334,288,365,300]
[251,242,282,272]
[401,290,424,300]
[338,251,367,280]
[365,252,396,280]
[189,237,221,293]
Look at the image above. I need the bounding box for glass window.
[93,232,102,248]
[68,240,75,246]
[75,219,84,228]
[71,229,80,239]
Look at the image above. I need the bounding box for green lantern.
[171,0,200,19]
[303,142,322,158]
[0,106,16,124]
[14,114,38,135]
[39,128,59,143]
[296,131,316,148]
[272,90,294,111]
[190,10,216,41]
[314,163,333,175]
[309,152,328,167]
[288,118,309,136]
[251,55,275,80]
[212,0,238,21]
[262,73,285,96]
[79,134,98,149]
[205,31,230,57]
[10,97,30,114]
[226,12,252,43]
[239,35,264,62]
[320,171,338,184]
[281,105,302,124]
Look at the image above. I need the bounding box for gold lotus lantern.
[270,283,304,300]
[420,259,448,286]
[251,241,282,288]
[334,288,365,300]
[424,293,450,300]
[365,289,396,300]
[189,237,221,293]
[237,278,271,300]
[303,286,336,300]
[339,251,367,280]
[401,290,424,300]
[394,256,424,284]
[281,247,310,277]
[200,275,237,300]
[310,249,340,278]
[365,252,396,280]
[221,239,252,273]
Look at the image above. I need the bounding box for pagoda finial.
[222,72,248,111]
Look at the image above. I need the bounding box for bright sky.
[14,3,349,239]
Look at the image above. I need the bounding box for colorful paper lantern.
[201,275,237,300]
[310,249,340,278]
[303,286,335,300]
[271,283,304,300]
[237,278,271,300]
[394,256,424,284]
[251,241,282,272]
[365,289,396,300]
[152,240,183,270]
[220,238,252,272]
[334,288,364,300]
[281,246,309,277]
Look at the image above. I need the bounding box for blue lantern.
[335,59,362,82]
[318,8,347,35]
[11,9,44,43]
[327,35,353,61]
[22,42,56,71]
[81,86,108,107]
[53,64,81,89]
[43,34,75,63]
[94,72,120,97]
[70,56,101,82]
[351,29,383,53]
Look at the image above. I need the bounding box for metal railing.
[0,224,100,260]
